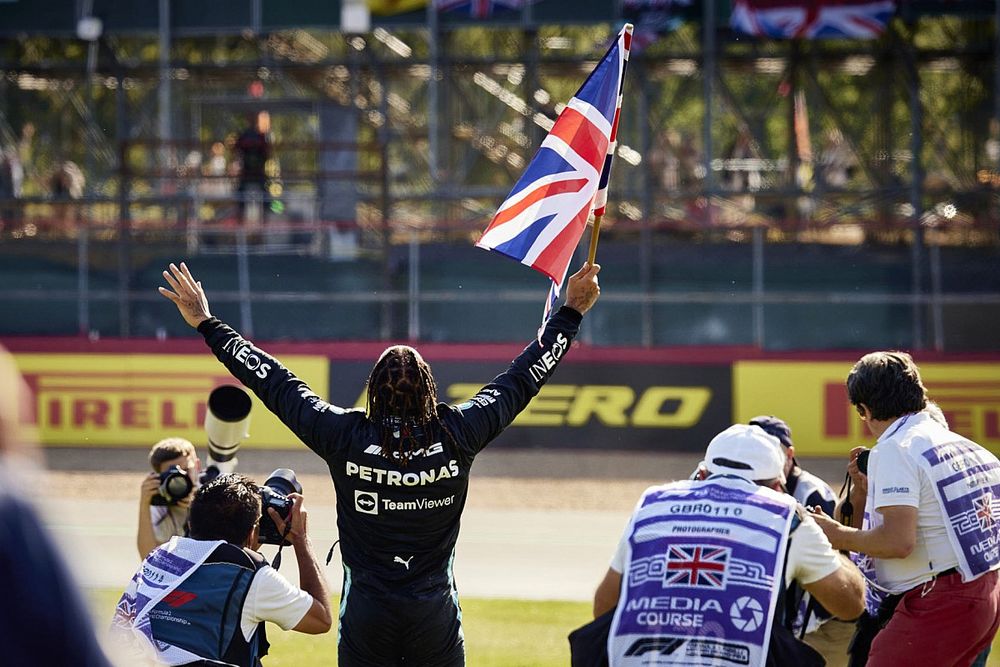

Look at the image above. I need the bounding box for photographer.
[591,424,864,667]
[114,474,332,666]
[137,438,202,559]
[748,416,851,666]
[137,388,250,559]
[811,351,1000,667]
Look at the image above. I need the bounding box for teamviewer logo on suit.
[355,490,378,515]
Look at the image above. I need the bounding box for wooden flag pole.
[587,214,603,265]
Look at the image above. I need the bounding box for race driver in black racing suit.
[158,260,602,666]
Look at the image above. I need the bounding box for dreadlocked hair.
[366,345,455,465]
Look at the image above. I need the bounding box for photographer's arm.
[800,553,865,621]
[159,262,340,456]
[593,567,621,618]
[811,505,917,559]
[269,497,332,634]
[136,473,160,559]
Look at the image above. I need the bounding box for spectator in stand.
[0,146,23,230]
[234,112,270,224]
[818,129,856,189]
[49,159,85,234]
[202,141,230,199]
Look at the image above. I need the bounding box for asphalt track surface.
[39,447,850,602]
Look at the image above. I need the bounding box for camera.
[150,464,195,506]
[258,468,302,546]
[200,385,253,485]
[856,449,871,475]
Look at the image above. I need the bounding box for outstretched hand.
[565,262,601,315]
[158,262,212,328]
[808,505,847,549]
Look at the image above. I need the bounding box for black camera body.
[150,465,195,506]
[258,468,302,546]
[856,449,871,475]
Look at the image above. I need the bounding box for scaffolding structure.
[0,2,998,348]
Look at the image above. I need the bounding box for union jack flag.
[477,25,632,328]
[975,492,996,532]
[664,545,730,588]
[433,0,530,18]
[730,0,897,40]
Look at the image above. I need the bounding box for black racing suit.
[197,306,583,666]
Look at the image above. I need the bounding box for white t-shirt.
[609,484,841,588]
[151,504,188,544]
[867,413,959,593]
[240,565,314,640]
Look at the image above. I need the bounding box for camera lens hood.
[264,468,302,496]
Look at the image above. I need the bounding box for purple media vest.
[609,477,796,667]
[918,438,1000,581]
[854,416,1000,615]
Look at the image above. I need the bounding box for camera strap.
[271,523,294,571]
[839,473,854,526]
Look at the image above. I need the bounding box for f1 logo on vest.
[624,637,685,656]
[162,590,198,608]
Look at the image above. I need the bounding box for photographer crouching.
[137,386,252,559]
[114,473,332,666]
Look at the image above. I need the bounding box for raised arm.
[452,262,601,450]
[136,473,161,559]
[159,262,346,457]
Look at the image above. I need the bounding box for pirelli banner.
[735,360,1000,456]
[7,340,731,451]
[13,351,329,448]
[8,340,1000,454]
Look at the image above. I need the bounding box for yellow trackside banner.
[367,0,427,15]
[13,354,328,448]
[734,361,1000,456]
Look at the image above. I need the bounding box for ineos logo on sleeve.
[355,490,378,515]
[221,337,271,379]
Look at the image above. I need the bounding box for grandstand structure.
[0,0,998,350]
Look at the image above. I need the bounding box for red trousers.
[868,569,1000,667]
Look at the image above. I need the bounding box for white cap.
[704,424,786,483]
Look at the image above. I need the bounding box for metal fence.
[1,202,999,351]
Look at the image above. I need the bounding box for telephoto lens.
[202,385,252,483]
[258,469,303,546]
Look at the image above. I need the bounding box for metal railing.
[1,205,999,351]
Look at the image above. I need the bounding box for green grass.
[89,590,591,666]
[89,589,1000,666]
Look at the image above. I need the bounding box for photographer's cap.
[748,415,793,448]
[749,414,797,466]
[704,424,786,484]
